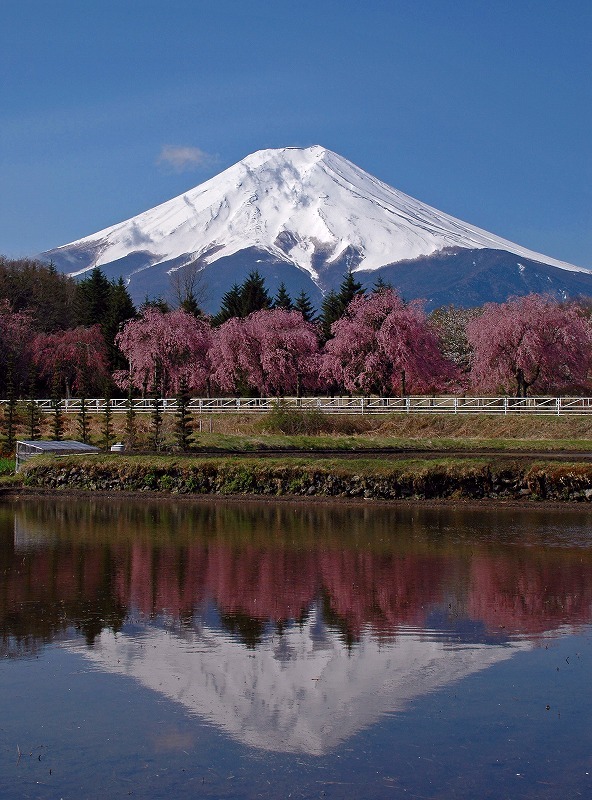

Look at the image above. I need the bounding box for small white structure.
[15,440,100,472]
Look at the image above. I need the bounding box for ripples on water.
[0,499,591,798]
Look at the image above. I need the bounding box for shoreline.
[2,484,591,513]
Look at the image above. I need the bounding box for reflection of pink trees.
[322,290,458,395]
[209,309,321,396]
[467,294,592,397]
[113,542,592,640]
[5,539,592,646]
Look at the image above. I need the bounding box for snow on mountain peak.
[52,145,585,282]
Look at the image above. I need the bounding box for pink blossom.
[115,308,212,395]
[467,294,592,396]
[322,289,458,395]
[210,309,320,396]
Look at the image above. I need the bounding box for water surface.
[1,499,591,798]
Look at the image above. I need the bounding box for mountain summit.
[43,146,592,310]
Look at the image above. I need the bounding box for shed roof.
[16,440,100,453]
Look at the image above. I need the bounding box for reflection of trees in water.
[0,528,128,654]
[2,499,592,654]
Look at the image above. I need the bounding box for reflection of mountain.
[3,499,591,752]
[69,607,528,755]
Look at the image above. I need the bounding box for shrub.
[260,401,329,435]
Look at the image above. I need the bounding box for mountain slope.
[42,145,592,309]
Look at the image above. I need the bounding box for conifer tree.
[336,268,365,314]
[2,355,17,452]
[319,290,342,342]
[25,367,41,441]
[104,278,136,369]
[175,376,193,451]
[293,290,316,322]
[273,282,293,310]
[240,270,271,316]
[101,392,114,450]
[150,362,163,451]
[124,386,137,451]
[179,293,201,317]
[214,283,243,325]
[140,297,170,313]
[51,378,63,441]
[372,275,392,293]
[76,267,111,328]
[77,397,89,444]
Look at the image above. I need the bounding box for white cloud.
[157,145,215,173]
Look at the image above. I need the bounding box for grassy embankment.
[3,409,592,501]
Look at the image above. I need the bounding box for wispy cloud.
[157,145,215,173]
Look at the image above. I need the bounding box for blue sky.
[1,0,590,267]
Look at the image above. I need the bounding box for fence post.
[453,397,457,415]
[504,397,508,415]
[557,397,561,417]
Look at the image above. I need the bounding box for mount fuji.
[42,145,592,311]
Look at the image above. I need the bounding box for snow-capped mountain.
[42,145,592,310]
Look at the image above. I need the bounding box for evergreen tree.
[124,386,137,452]
[293,290,316,322]
[76,267,112,328]
[150,362,163,451]
[150,393,163,452]
[51,378,63,441]
[179,293,201,317]
[2,355,17,452]
[240,270,271,316]
[319,290,342,341]
[318,271,366,341]
[25,367,41,441]
[336,269,365,314]
[101,393,114,450]
[273,282,293,310]
[214,283,243,325]
[140,296,170,313]
[77,397,89,444]
[104,278,136,369]
[175,376,192,451]
[372,274,392,293]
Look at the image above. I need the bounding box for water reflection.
[1,499,592,754]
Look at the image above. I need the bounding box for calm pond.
[1,498,591,799]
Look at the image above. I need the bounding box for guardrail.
[2,396,592,415]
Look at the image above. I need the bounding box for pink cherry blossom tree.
[467,294,592,397]
[0,299,35,395]
[322,289,458,395]
[209,309,321,396]
[114,307,212,395]
[32,324,110,397]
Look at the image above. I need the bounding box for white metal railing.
[2,396,592,415]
